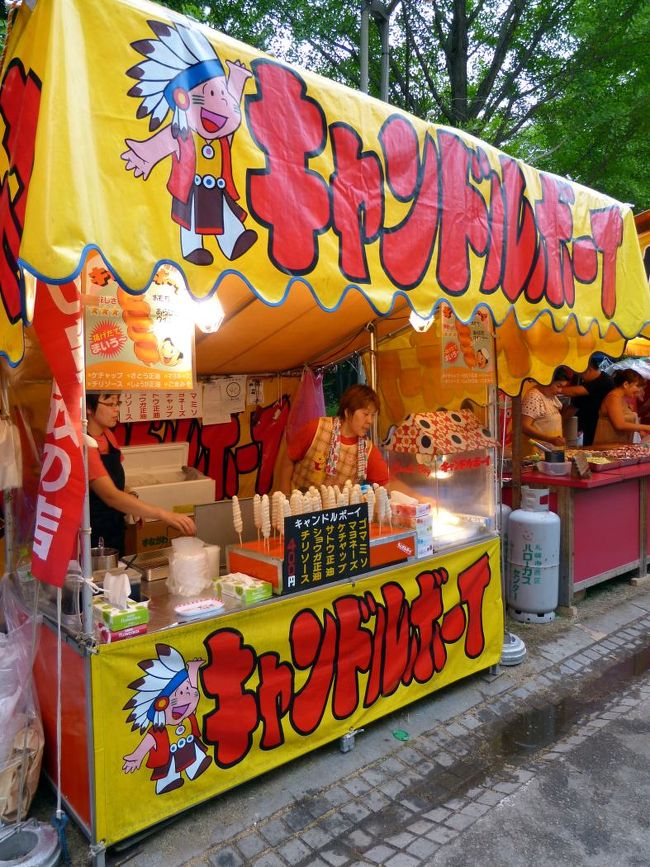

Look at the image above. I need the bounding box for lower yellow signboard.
[91,537,502,844]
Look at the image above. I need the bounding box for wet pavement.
[31,574,650,866]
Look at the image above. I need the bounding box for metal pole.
[511,395,522,510]
[360,0,369,94]
[78,310,93,636]
[366,323,379,443]
[0,369,14,577]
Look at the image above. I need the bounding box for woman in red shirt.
[278,384,389,493]
[86,393,196,555]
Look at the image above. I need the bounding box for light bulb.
[409,309,434,333]
[196,294,225,334]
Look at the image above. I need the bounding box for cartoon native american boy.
[122,643,212,795]
[121,20,257,266]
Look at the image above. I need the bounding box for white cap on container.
[521,486,550,511]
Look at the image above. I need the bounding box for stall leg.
[89,841,106,867]
[339,728,364,753]
[557,487,577,614]
[631,476,649,586]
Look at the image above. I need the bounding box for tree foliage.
[1,0,647,208]
[157,0,649,210]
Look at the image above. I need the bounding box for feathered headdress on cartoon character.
[124,643,189,731]
[126,19,225,140]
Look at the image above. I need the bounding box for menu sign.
[283,504,370,594]
[440,304,493,385]
[119,389,202,422]
[83,254,194,391]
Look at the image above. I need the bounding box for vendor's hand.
[160,510,197,536]
[550,435,565,446]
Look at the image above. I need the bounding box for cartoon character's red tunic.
[145,713,207,780]
[167,135,246,234]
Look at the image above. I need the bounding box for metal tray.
[588,459,637,472]
[131,547,172,582]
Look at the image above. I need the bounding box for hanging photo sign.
[283,504,370,593]
[441,306,494,385]
[83,254,194,391]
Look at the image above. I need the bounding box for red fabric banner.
[31,281,85,587]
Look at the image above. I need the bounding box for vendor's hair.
[551,367,571,383]
[337,384,380,419]
[86,393,117,412]
[614,369,643,387]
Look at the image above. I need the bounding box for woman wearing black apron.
[86,394,196,556]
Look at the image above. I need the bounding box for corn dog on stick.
[272,491,283,538]
[364,487,375,524]
[290,489,303,516]
[253,493,262,542]
[261,494,271,551]
[282,497,291,540]
[232,495,243,547]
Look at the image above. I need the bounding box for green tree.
[186,0,649,209]
[510,0,650,210]
[2,0,646,207]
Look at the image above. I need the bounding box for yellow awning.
[1,0,648,381]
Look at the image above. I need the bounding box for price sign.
[283,503,370,594]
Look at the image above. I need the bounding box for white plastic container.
[121,442,215,511]
[506,487,560,623]
[168,546,211,597]
[171,536,204,553]
[538,460,571,476]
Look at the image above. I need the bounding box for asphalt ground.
[29,571,650,866]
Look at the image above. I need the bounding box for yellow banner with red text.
[91,537,502,844]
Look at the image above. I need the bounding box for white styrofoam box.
[120,443,215,512]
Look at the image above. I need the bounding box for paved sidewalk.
[84,574,650,867]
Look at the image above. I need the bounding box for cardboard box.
[124,519,183,554]
[393,502,432,520]
[121,442,215,512]
[215,572,273,605]
[93,598,150,630]
[393,513,434,532]
[96,622,149,644]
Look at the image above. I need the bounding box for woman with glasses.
[86,393,196,555]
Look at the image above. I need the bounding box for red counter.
[506,463,650,606]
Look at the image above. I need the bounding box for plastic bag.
[285,368,325,441]
[168,549,211,597]
[0,419,22,490]
[0,577,43,823]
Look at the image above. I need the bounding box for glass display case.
[386,446,497,552]
[381,402,498,555]
[375,306,499,557]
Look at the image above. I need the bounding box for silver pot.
[91,546,119,572]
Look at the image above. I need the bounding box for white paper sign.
[202,377,247,425]
[247,379,264,406]
[119,390,203,423]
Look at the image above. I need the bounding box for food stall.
[0,0,649,861]
[516,450,650,606]
[509,210,650,607]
